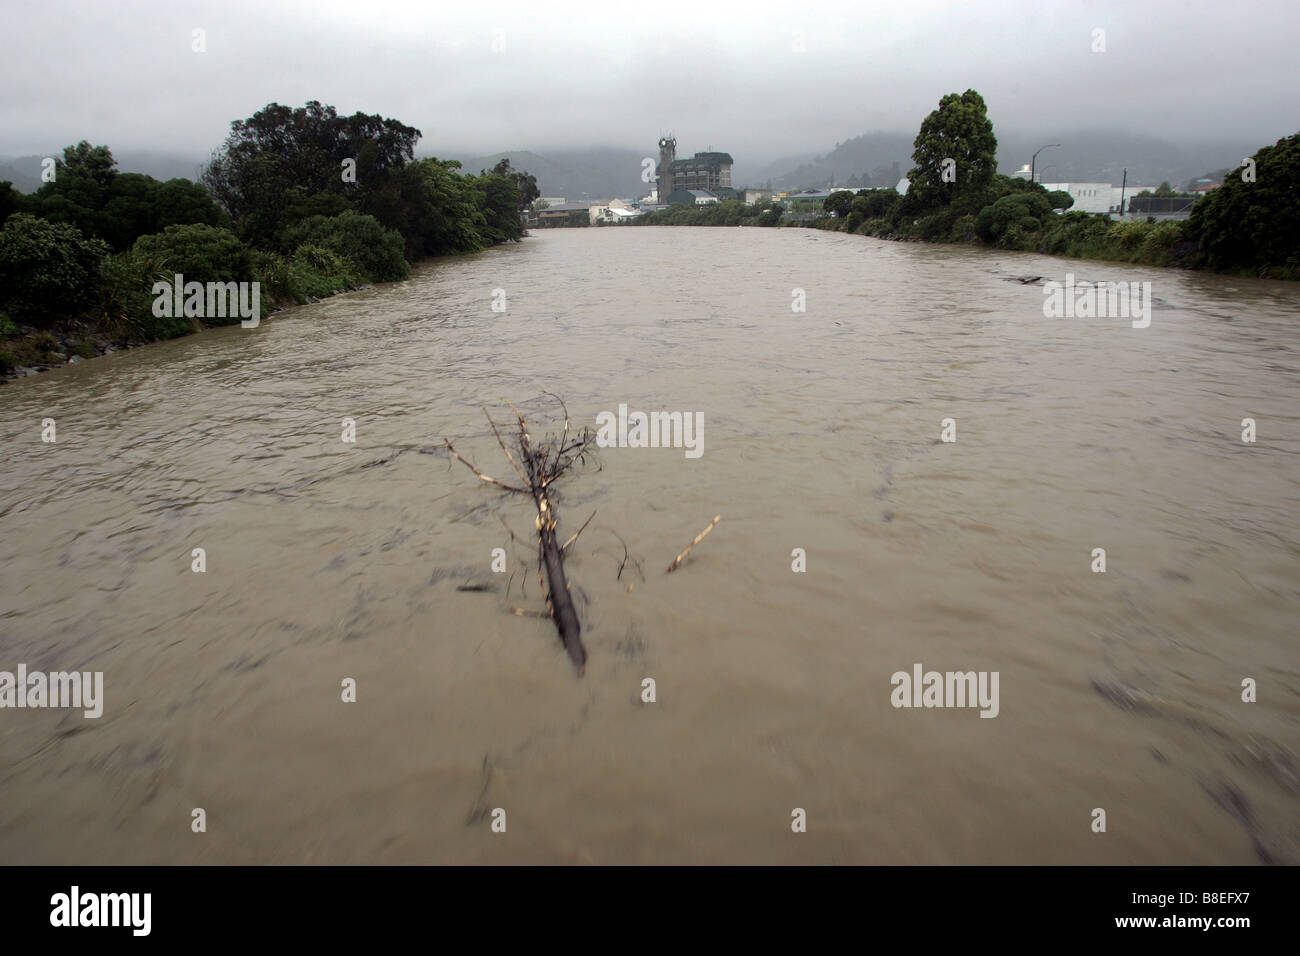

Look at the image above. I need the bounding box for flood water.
[1,227,1297,864]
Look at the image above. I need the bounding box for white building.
[588,199,644,223]
[1039,182,1114,214]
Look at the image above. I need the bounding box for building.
[1038,182,1114,214]
[781,189,837,220]
[740,188,772,205]
[587,199,641,223]
[665,188,719,206]
[655,136,734,202]
[535,201,591,226]
[604,206,644,222]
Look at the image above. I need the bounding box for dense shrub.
[277,211,409,281]
[251,245,364,305]
[132,223,253,285]
[948,213,978,242]
[131,224,259,327]
[251,251,297,304]
[974,193,1053,246]
[854,189,902,220]
[0,214,110,324]
[97,247,193,342]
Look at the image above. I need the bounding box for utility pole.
[1119,168,1127,218]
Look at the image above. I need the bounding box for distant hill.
[0,160,41,193]
[0,151,208,192]
[763,132,914,191]
[758,127,1268,191]
[444,147,651,201]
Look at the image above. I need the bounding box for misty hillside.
[764,132,914,190]
[446,147,651,201]
[2,130,1267,201]
[0,151,208,192]
[761,128,1264,191]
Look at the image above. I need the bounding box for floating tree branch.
[666,515,722,574]
[444,399,596,674]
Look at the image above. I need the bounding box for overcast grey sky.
[1,0,1295,162]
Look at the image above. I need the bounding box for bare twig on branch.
[605,529,644,584]
[445,439,527,494]
[444,401,597,674]
[562,509,597,553]
[666,515,722,574]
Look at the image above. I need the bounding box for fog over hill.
[2,128,1273,199]
[0,150,209,193]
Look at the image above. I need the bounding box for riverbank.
[0,282,369,384]
[637,200,1294,281]
[799,211,1268,277]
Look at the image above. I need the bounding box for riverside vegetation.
[0,101,539,380]
[638,90,1298,282]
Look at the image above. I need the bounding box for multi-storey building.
[656,136,733,203]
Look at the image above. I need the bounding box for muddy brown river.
[1,227,1297,864]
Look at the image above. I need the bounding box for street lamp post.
[1031,144,1061,183]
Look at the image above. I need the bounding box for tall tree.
[202,101,421,245]
[488,159,540,218]
[1187,131,1300,275]
[905,90,997,211]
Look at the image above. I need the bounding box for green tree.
[399,158,491,256]
[471,171,525,242]
[1186,131,1300,275]
[754,201,783,227]
[855,188,902,220]
[202,101,421,246]
[823,190,854,217]
[58,141,118,189]
[28,143,225,251]
[905,90,997,213]
[0,181,21,225]
[489,159,540,217]
[1046,189,1074,210]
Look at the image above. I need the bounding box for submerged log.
[519,407,587,673]
[445,397,594,675]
